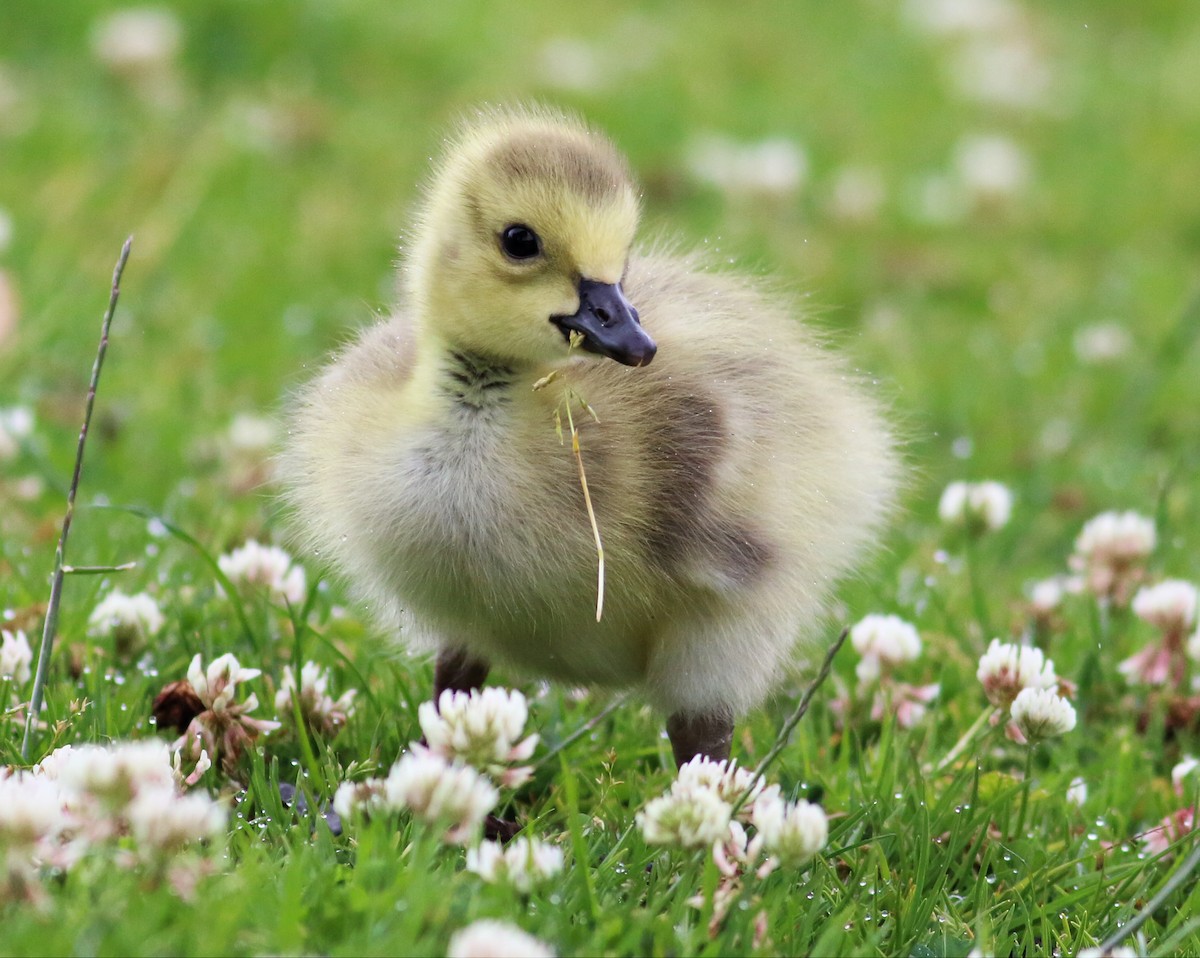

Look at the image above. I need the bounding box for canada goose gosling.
[282,106,900,771]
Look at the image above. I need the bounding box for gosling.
[281,106,900,766]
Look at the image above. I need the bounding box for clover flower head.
[1140,806,1195,859]
[332,778,388,823]
[188,652,260,713]
[383,748,498,845]
[712,820,775,880]
[418,688,537,786]
[851,613,921,683]
[158,653,280,776]
[1132,580,1198,638]
[1172,756,1199,796]
[90,7,182,74]
[227,413,275,454]
[0,628,32,684]
[0,771,72,848]
[1070,510,1155,604]
[87,590,165,653]
[0,405,34,461]
[1029,578,1067,618]
[447,920,555,958]
[870,681,940,729]
[637,783,732,849]
[466,837,565,893]
[685,133,807,197]
[1066,777,1088,807]
[51,740,175,809]
[275,661,356,737]
[751,791,828,868]
[675,755,771,817]
[1010,687,1076,741]
[126,789,225,855]
[217,540,306,605]
[976,639,1058,708]
[938,480,1013,533]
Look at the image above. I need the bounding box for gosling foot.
[434,646,491,702]
[666,707,735,768]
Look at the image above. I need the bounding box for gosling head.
[406,107,656,368]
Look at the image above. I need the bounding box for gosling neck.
[436,346,516,411]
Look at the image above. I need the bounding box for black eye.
[500,224,541,260]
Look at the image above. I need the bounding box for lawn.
[2,1,1200,954]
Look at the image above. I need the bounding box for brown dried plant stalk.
[533,340,605,622]
[21,237,133,761]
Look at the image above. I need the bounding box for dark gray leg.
[666,708,735,767]
[434,647,490,703]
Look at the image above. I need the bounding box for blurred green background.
[2,0,1199,592]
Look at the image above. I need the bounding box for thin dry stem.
[21,236,133,761]
[565,400,605,622]
[729,626,850,818]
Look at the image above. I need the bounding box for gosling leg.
[433,646,490,703]
[666,707,735,768]
[431,646,519,842]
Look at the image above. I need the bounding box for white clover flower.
[169,653,280,774]
[1010,687,1076,741]
[907,172,968,226]
[0,771,72,847]
[685,133,808,196]
[171,745,211,789]
[227,413,275,454]
[638,784,732,849]
[1172,756,1199,795]
[1132,580,1198,637]
[1070,511,1156,604]
[949,35,1051,111]
[902,0,1020,38]
[751,792,828,868]
[217,540,307,605]
[332,778,388,823]
[383,748,498,845]
[126,788,225,854]
[850,614,922,684]
[1029,578,1067,618]
[1077,947,1138,958]
[90,7,182,74]
[87,590,165,652]
[674,755,772,816]
[536,36,607,94]
[447,919,555,958]
[713,819,774,880]
[938,480,1013,532]
[1066,777,1088,807]
[976,639,1058,709]
[0,405,34,460]
[419,688,537,786]
[188,652,261,714]
[51,740,175,807]
[953,135,1030,204]
[0,628,33,683]
[1074,322,1132,365]
[827,166,885,224]
[275,661,356,737]
[466,837,564,893]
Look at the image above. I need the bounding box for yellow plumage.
[281,105,900,764]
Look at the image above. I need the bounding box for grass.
[3,0,1200,954]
